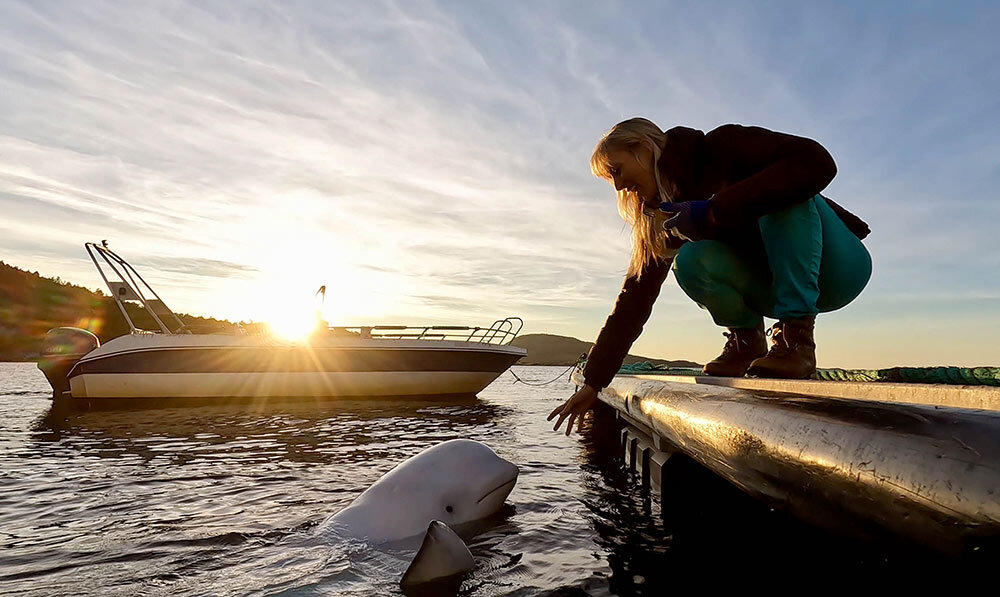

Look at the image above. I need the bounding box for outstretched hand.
[547,384,599,436]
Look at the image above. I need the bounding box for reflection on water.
[2,363,615,596]
[34,396,508,465]
[0,363,969,596]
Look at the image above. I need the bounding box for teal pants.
[672,195,872,328]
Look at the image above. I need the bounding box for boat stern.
[37,327,100,397]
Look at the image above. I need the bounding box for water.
[0,363,960,595]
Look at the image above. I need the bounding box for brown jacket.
[582,124,870,389]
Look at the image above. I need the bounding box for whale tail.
[400,520,474,588]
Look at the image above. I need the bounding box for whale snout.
[477,478,516,505]
[477,461,519,507]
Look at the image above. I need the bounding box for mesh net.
[610,361,1000,387]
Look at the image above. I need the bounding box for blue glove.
[659,200,711,242]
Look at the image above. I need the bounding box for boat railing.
[328,317,524,345]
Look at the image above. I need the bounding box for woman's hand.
[547,384,599,436]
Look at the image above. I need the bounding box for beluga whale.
[319,439,519,587]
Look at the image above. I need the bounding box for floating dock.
[572,370,1000,556]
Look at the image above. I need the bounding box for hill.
[510,333,700,367]
[0,261,238,360]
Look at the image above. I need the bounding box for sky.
[1,0,998,367]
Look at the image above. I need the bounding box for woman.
[549,118,872,435]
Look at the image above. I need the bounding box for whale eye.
[445,505,453,513]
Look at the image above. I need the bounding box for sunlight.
[222,201,402,327]
[255,272,325,342]
[266,309,320,342]
[183,190,426,329]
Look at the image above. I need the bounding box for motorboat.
[38,243,526,400]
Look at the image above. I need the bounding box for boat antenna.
[314,285,327,328]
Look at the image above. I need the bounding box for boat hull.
[66,335,525,399]
[69,371,508,399]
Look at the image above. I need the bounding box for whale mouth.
[476,478,516,504]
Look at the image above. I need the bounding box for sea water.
[0,363,951,596]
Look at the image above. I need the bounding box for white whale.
[319,439,518,544]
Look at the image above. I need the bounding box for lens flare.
[266,311,320,342]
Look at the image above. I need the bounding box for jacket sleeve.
[582,258,671,389]
[705,124,838,230]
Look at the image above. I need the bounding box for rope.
[509,364,577,387]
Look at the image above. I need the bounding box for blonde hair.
[590,118,676,278]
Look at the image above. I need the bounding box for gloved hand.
[659,200,712,242]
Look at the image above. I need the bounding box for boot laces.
[765,322,795,356]
[720,330,749,356]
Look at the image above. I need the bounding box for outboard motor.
[37,327,99,397]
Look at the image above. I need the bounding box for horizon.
[3,1,999,368]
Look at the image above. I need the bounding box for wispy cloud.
[141,256,258,278]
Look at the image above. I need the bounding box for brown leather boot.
[702,323,767,377]
[746,315,817,379]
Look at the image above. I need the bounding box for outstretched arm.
[582,258,671,389]
[549,257,671,435]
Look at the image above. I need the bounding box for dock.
[572,370,1000,556]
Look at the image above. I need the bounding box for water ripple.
[0,363,956,595]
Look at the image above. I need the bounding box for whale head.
[324,439,518,543]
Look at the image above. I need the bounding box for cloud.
[0,0,998,365]
[140,256,258,278]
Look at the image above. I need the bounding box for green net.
[611,361,1000,387]
[617,362,702,376]
[814,367,1000,386]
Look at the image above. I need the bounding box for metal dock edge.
[572,371,1000,556]
[626,373,1000,412]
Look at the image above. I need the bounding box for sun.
[254,274,326,342]
[267,311,320,342]
[230,221,396,337]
